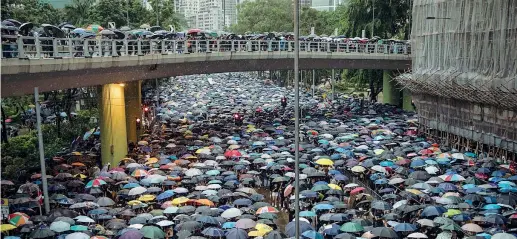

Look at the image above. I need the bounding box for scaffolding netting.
[398,0,517,110]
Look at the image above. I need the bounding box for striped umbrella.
[85,179,106,188]
[8,212,30,226]
[131,169,149,178]
[85,24,104,33]
[256,206,278,214]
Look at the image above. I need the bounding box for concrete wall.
[1,52,411,96]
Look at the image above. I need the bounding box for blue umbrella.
[482,204,501,210]
[438,183,457,191]
[313,204,334,210]
[334,175,348,181]
[156,190,175,200]
[380,161,394,167]
[226,228,248,239]
[452,213,471,222]
[202,227,225,237]
[233,198,252,206]
[393,223,417,232]
[285,221,314,237]
[421,206,447,217]
[197,216,219,225]
[410,160,425,168]
[302,230,323,239]
[222,222,236,229]
[374,179,388,185]
[123,183,140,189]
[321,224,340,236]
[477,168,491,174]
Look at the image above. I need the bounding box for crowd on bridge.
[1,72,517,239]
[1,19,411,58]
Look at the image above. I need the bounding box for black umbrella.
[42,24,65,38]
[497,194,517,206]
[371,227,399,238]
[29,228,55,239]
[19,22,34,36]
[4,19,21,26]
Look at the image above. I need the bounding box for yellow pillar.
[125,81,142,144]
[100,83,128,166]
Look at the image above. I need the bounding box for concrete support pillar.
[100,83,128,166]
[402,89,414,111]
[125,81,142,144]
[382,70,401,106]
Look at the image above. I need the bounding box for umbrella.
[141,225,166,239]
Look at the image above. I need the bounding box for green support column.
[125,81,142,144]
[402,89,414,111]
[100,83,128,166]
[382,70,401,106]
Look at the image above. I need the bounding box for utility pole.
[34,87,50,214]
[372,0,375,38]
[126,0,130,26]
[294,1,301,239]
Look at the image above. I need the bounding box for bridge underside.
[2,57,409,96]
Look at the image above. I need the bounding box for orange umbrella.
[196,199,214,206]
[72,162,86,167]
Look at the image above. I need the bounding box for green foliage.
[1,109,98,178]
[1,0,64,25]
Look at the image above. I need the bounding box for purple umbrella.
[120,229,144,239]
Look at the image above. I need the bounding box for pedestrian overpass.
[1,37,412,166]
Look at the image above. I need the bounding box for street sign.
[1,198,9,219]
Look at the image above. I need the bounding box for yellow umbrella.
[315,158,334,166]
[444,209,462,217]
[186,156,197,160]
[255,223,273,233]
[374,149,385,155]
[138,194,156,202]
[71,152,82,156]
[351,166,366,173]
[146,157,158,164]
[127,200,143,206]
[328,184,342,190]
[172,197,189,205]
[196,148,211,154]
[0,224,16,232]
[405,189,422,195]
[74,174,87,179]
[228,145,240,150]
[248,231,267,237]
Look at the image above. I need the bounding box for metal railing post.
[83,39,89,57]
[35,36,41,58]
[336,42,340,52]
[172,41,177,54]
[68,38,74,57]
[288,41,292,52]
[195,40,200,53]
[137,40,143,55]
[123,40,128,56]
[17,37,25,58]
[231,40,235,52]
[355,43,358,53]
[327,42,331,53]
[346,43,349,53]
[97,39,102,56]
[206,40,211,53]
[112,40,118,56]
[52,38,59,57]
[384,44,388,54]
[216,40,220,52]
[404,45,408,55]
[374,44,378,54]
[184,40,188,53]
[237,41,241,52]
[161,40,166,54]
[365,44,370,54]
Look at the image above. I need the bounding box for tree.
[230,0,293,34]
[1,0,64,25]
[63,0,94,27]
[147,0,185,30]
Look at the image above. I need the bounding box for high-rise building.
[311,0,346,11]
[175,0,237,31]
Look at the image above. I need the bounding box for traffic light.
[136,118,141,130]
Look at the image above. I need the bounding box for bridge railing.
[1,36,411,59]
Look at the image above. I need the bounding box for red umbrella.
[5,118,12,123]
[350,187,365,195]
[419,149,433,155]
[396,159,411,165]
[187,28,202,34]
[224,150,242,158]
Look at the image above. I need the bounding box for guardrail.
[1,36,412,59]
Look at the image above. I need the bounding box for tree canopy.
[1,0,185,30]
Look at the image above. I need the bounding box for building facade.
[174,0,238,31]
[311,0,346,11]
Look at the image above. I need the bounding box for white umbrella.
[393,200,407,209]
[371,165,387,174]
[195,186,208,191]
[50,221,70,233]
[425,166,440,174]
[126,163,142,169]
[156,220,174,227]
[65,232,90,239]
[185,168,202,177]
[129,186,147,196]
[407,232,428,238]
[388,178,405,185]
[207,184,221,189]
[128,223,144,229]
[492,233,517,239]
[416,219,434,227]
[74,216,95,223]
[173,187,189,194]
[221,208,242,219]
[451,153,465,160]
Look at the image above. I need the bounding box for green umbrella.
[340,222,364,233]
[150,209,164,216]
[141,225,166,239]
[71,225,89,231]
[440,223,462,231]
[49,221,70,233]
[311,184,331,192]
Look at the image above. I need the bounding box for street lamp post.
[293,1,301,239]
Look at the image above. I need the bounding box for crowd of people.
[1,73,516,239]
